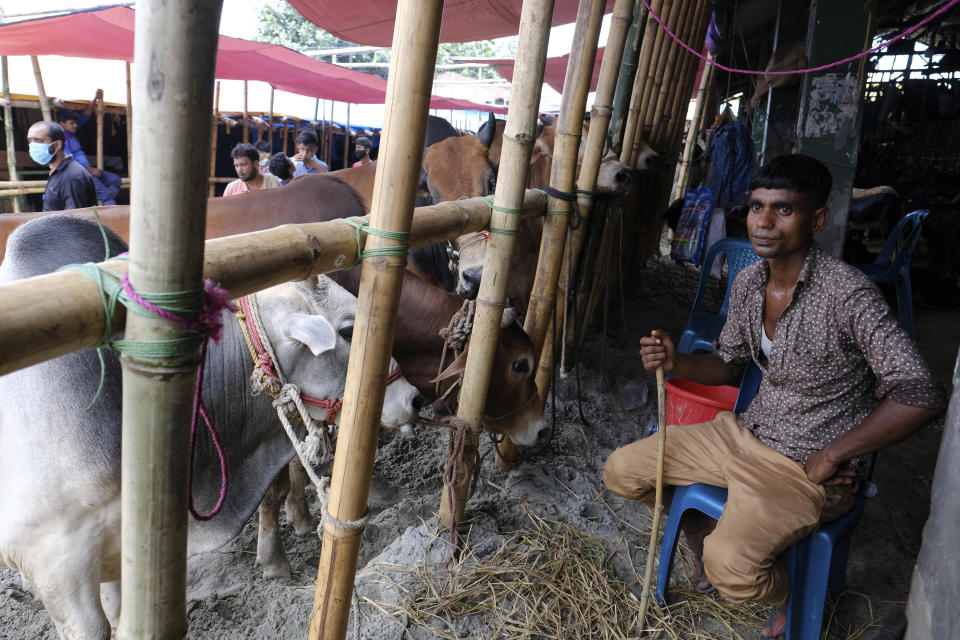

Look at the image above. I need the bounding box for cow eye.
[512,357,530,374]
[338,325,354,341]
[488,175,497,193]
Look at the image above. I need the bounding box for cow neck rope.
[61,258,236,521]
[235,293,402,504]
[336,216,410,268]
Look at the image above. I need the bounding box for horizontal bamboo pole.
[0,191,546,378]
[0,178,132,198]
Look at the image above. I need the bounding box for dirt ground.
[1,252,956,640]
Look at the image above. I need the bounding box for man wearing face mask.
[27,121,96,211]
[352,135,373,168]
[254,140,272,174]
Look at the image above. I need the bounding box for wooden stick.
[30,56,51,121]
[437,0,555,528]
[242,80,249,143]
[96,91,105,172]
[503,0,607,469]
[308,3,444,633]
[638,365,667,629]
[125,62,133,173]
[116,1,222,637]
[268,88,274,149]
[208,81,220,197]
[2,56,23,212]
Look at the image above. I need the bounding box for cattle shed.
[0,1,959,640]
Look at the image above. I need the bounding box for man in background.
[352,135,373,168]
[223,143,279,196]
[269,152,295,186]
[57,89,123,205]
[291,130,328,177]
[255,140,272,174]
[27,120,96,211]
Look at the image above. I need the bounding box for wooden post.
[308,0,443,637]
[548,0,637,394]
[117,0,223,638]
[282,117,290,156]
[343,103,351,170]
[437,0,556,527]
[96,91,105,172]
[2,56,23,213]
[30,56,51,121]
[268,87,275,149]
[125,62,133,172]
[209,81,220,197]
[620,0,663,165]
[242,80,249,143]
[498,0,607,469]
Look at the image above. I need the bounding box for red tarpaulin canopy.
[286,0,616,47]
[0,6,504,113]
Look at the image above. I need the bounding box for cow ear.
[429,349,468,383]
[285,314,337,356]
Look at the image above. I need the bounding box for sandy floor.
[1,254,955,640]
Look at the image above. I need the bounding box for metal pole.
[117,1,223,637]
[308,0,443,637]
[2,56,23,212]
[30,56,51,121]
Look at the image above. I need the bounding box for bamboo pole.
[674,54,713,200]
[500,0,606,469]
[0,177,131,197]
[631,0,675,163]
[0,192,545,378]
[545,0,637,397]
[30,56,51,121]
[125,62,133,172]
[638,365,667,627]
[437,0,556,528]
[645,0,696,149]
[609,0,647,155]
[116,0,223,638]
[242,80,249,143]
[309,2,443,636]
[96,91,105,172]
[282,117,290,156]
[658,0,709,152]
[620,0,663,165]
[343,103,351,170]
[209,81,220,197]
[2,56,23,213]
[268,88,275,149]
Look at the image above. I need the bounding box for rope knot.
[439,299,476,354]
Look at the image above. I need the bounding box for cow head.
[431,310,547,446]
[421,111,498,204]
[258,275,423,430]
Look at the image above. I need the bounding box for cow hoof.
[292,515,318,537]
[260,560,292,580]
[400,424,416,439]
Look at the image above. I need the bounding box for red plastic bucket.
[664,377,738,426]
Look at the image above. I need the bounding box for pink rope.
[641,0,959,76]
[121,273,237,520]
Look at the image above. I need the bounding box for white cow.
[0,215,421,640]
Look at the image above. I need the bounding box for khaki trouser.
[603,411,855,607]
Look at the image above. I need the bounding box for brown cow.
[329,267,546,447]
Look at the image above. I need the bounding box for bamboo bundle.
[632,0,676,162]
[116,0,222,637]
[96,91,105,171]
[674,54,714,200]
[660,0,710,152]
[30,56,51,121]
[125,62,132,171]
[544,0,637,398]
[308,1,444,637]
[436,0,556,528]
[209,82,220,197]
[2,56,23,213]
[609,1,647,156]
[502,0,606,469]
[620,0,663,166]
[644,0,694,148]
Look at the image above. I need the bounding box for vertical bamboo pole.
[609,0,646,155]
[96,91,105,172]
[308,1,443,638]
[645,0,696,148]
[437,0,556,527]
[268,87,275,149]
[545,0,637,396]
[659,0,709,152]
[30,56,51,121]
[631,0,676,163]
[125,62,133,172]
[620,0,663,165]
[209,81,220,197]
[242,80,249,143]
[343,103,351,169]
[674,54,713,200]
[117,0,223,638]
[318,100,325,162]
[2,56,23,213]
[314,98,319,122]
[500,0,607,468]
[282,117,290,156]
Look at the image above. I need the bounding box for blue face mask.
[29,141,55,165]
[259,157,269,168]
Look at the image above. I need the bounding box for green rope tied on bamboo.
[480,196,520,237]
[532,188,569,217]
[337,216,411,267]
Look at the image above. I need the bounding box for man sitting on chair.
[603,154,944,639]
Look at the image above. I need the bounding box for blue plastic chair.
[677,238,761,354]
[853,209,929,337]
[655,360,878,640]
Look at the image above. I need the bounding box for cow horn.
[501,307,517,328]
[478,111,496,149]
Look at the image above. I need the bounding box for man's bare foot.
[760,605,786,639]
[681,511,718,593]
